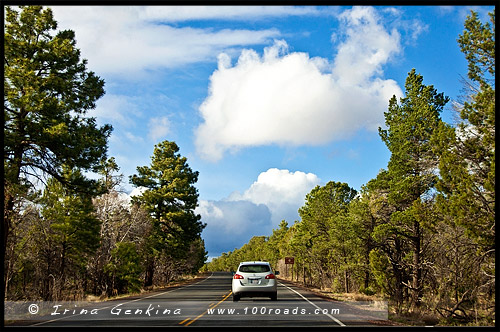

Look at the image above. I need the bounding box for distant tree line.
[4,6,206,301]
[205,9,495,325]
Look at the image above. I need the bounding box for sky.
[44,5,494,260]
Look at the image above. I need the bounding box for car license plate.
[249,278,260,284]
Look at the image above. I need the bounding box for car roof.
[238,261,270,265]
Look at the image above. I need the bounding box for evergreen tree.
[4,5,111,291]
[39,167,101,300]
[104,242,143,294]
[365,170,409,310]
[265,220,289,268]
[433,9,495,250]
[347,185,378,292]
[130,140,205,286]
[430,10,495,320]
[378,69,449,310]
[298,181,357,289]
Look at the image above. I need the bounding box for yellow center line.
[182,291,232,327]
[178,318,191,325]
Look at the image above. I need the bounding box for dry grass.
[84,273,204,303]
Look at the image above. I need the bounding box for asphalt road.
[6,272,390,327]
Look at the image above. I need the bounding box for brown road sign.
[285,257,294,264]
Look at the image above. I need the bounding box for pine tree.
[298,181,357,289]
[433,9,495,250]
[430,11,495,320]
[378,69,449,310]
[130,141,205,286]
[4,6,111,292]
[104,242,143,294]
[39,167,101,299]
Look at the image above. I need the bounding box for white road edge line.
[278,281,346,327]
[30,272,214,326]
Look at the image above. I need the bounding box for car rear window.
[239,264,271,273]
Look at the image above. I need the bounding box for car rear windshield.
[239,264,271,273]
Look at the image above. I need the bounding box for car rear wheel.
[270,293,277,301]
[233,294,240,302]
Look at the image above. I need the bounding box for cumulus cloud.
[194,6,404,162]
[197,168,320,256]
[332,6,401,85]
[229,168,320,223]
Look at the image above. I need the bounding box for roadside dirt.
[276,276,405,326]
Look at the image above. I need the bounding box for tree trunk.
[393,265,404,314]
[392,238,405,314]
[144,259,155,287]
[303,265,306,285]
[3,190,15,299]
[4,115,25,299]
[411,220,422,310]
[344,269,350,293]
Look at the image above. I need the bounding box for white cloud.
[197,168,320,255]
[228,168,320,224]
[129,186,148,198]
[124,132,144,144]
[49,6,288,78]
[332,6,401,85]
[91,94,141,126]
[194,6,404,162]
[148,116,171,141]
[139,6,327,22]
[196,200,224,219]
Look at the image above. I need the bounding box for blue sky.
[49,5,494,259]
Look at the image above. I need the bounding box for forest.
[205,9,495,326]
[4,6,207,302]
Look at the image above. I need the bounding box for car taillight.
[265,274,275,279]
[233,274,244,279]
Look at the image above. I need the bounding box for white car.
[232,261,279,301]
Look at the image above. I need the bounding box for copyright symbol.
[28,304,39,314]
